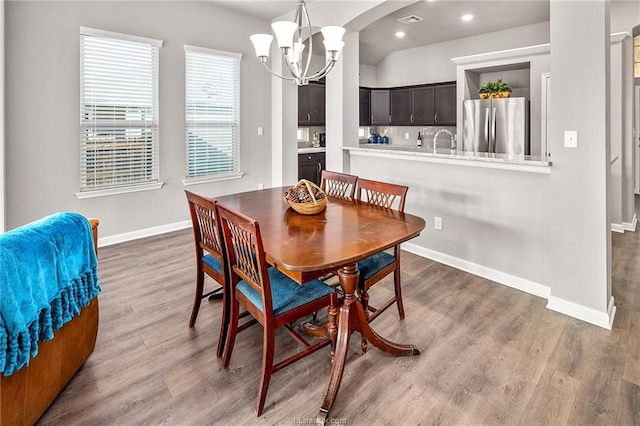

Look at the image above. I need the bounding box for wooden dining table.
[215,187,426,423]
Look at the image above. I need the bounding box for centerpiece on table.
[479,79,512,99]
[284,179,327,215]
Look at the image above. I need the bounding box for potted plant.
[479,79,513,98]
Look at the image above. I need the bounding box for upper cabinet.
[370,89,391,125]
[298,82,325,126]
[390,89,412,125]
[359,88,371,126]
[367,82,457,127]
[434,84,456,126]
[411,86,435,125]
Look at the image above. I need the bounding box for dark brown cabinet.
[412,86,436,125]
[390,89,412,125]
[298,83,325,126]
[367,82,456,127]
[434,84,457,125]
[370,89,390,125]
[359,88,371,126]
[298,152,325,186]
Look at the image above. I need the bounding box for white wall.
[358,63,377,87]
[548,0,612,326]
[375,21,551,87]
[1,0,5,233]
[5,1,272,238]
[350,155,552,294]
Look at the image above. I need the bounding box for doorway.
[635,86,640,194]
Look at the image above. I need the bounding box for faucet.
[433,129,456,151]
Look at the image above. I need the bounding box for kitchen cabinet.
[298,82,325,126]
[390,89,412,125]
[412,86,436,125]
[298,152,325,186]
[359,88,371,126]
[367,82,456,127]
[390,87,436,126]
[370,89,390,125]
[434,84,457,125]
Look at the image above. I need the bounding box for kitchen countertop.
[345,144,551,174]
[298,147,326,154]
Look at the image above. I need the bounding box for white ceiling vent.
[397,15,423,25]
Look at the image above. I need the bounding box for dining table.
[214,186,426,423]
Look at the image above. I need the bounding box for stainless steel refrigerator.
[462,97,529,155]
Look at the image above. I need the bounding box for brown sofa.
[0,219,100,426]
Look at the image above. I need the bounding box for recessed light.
[395,31,406,38]
[461,14,474,21]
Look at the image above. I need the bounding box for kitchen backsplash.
[366,125,457,149]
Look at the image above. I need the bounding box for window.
[185,45,241,181]
[297,128,309,142]
[79,27,162,195]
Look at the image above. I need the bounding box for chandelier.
[249,0,346,86]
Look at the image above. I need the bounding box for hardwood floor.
[38,200,640,425]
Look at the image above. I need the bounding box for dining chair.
[184,191,229,357]
[355,178,409,353]
[217,202,337,417]
[320,170,358,200]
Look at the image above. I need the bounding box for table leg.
[317,263,419,424]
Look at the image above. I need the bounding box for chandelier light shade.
[249,0,346,86]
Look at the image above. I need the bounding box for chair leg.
[360,283,370,353]
[216,282,230,358]
[255,327,275,417]
[222,298,240,368]
[189,267,205,327]
[394,268,405,320]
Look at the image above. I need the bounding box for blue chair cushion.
[237,268,334,316]
[357,252,396,283]
[202,253,223,274]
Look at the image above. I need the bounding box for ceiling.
[214,1,550,66]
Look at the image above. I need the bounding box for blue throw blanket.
[0,212,101,376]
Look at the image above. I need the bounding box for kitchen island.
[345,144,550,174]
[344,141,553,308]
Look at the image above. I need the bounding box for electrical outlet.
[434,216,443,231]
[257,126,264,136]
[405,133,410,139]
[258,183,264,190]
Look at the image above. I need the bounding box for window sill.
[182,172,244,186]
[75,182,164,199]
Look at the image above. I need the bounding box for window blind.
[80,28,161,191]
[185,46,241,179]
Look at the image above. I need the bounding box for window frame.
[183,45,243,185]
[76,27,164,199]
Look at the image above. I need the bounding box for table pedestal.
[317,263,419,424]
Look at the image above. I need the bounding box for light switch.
[564,131,578,148]
[257,126,264,136]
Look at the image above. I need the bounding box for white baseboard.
[402,242,551,299]
[611,223,625,233]
[98,220,191,247]
[547,295,616,330]
[623,213,637,232]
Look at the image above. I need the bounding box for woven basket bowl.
[283,179,328,215]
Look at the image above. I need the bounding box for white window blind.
[80,27,161,192]
[185,45,241,180]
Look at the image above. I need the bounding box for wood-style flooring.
[38,198,640,425]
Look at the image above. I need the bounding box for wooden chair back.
[320,170,358,200]
[357,178,408,212]
[216,203,273,317]
[185,191,225,265]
